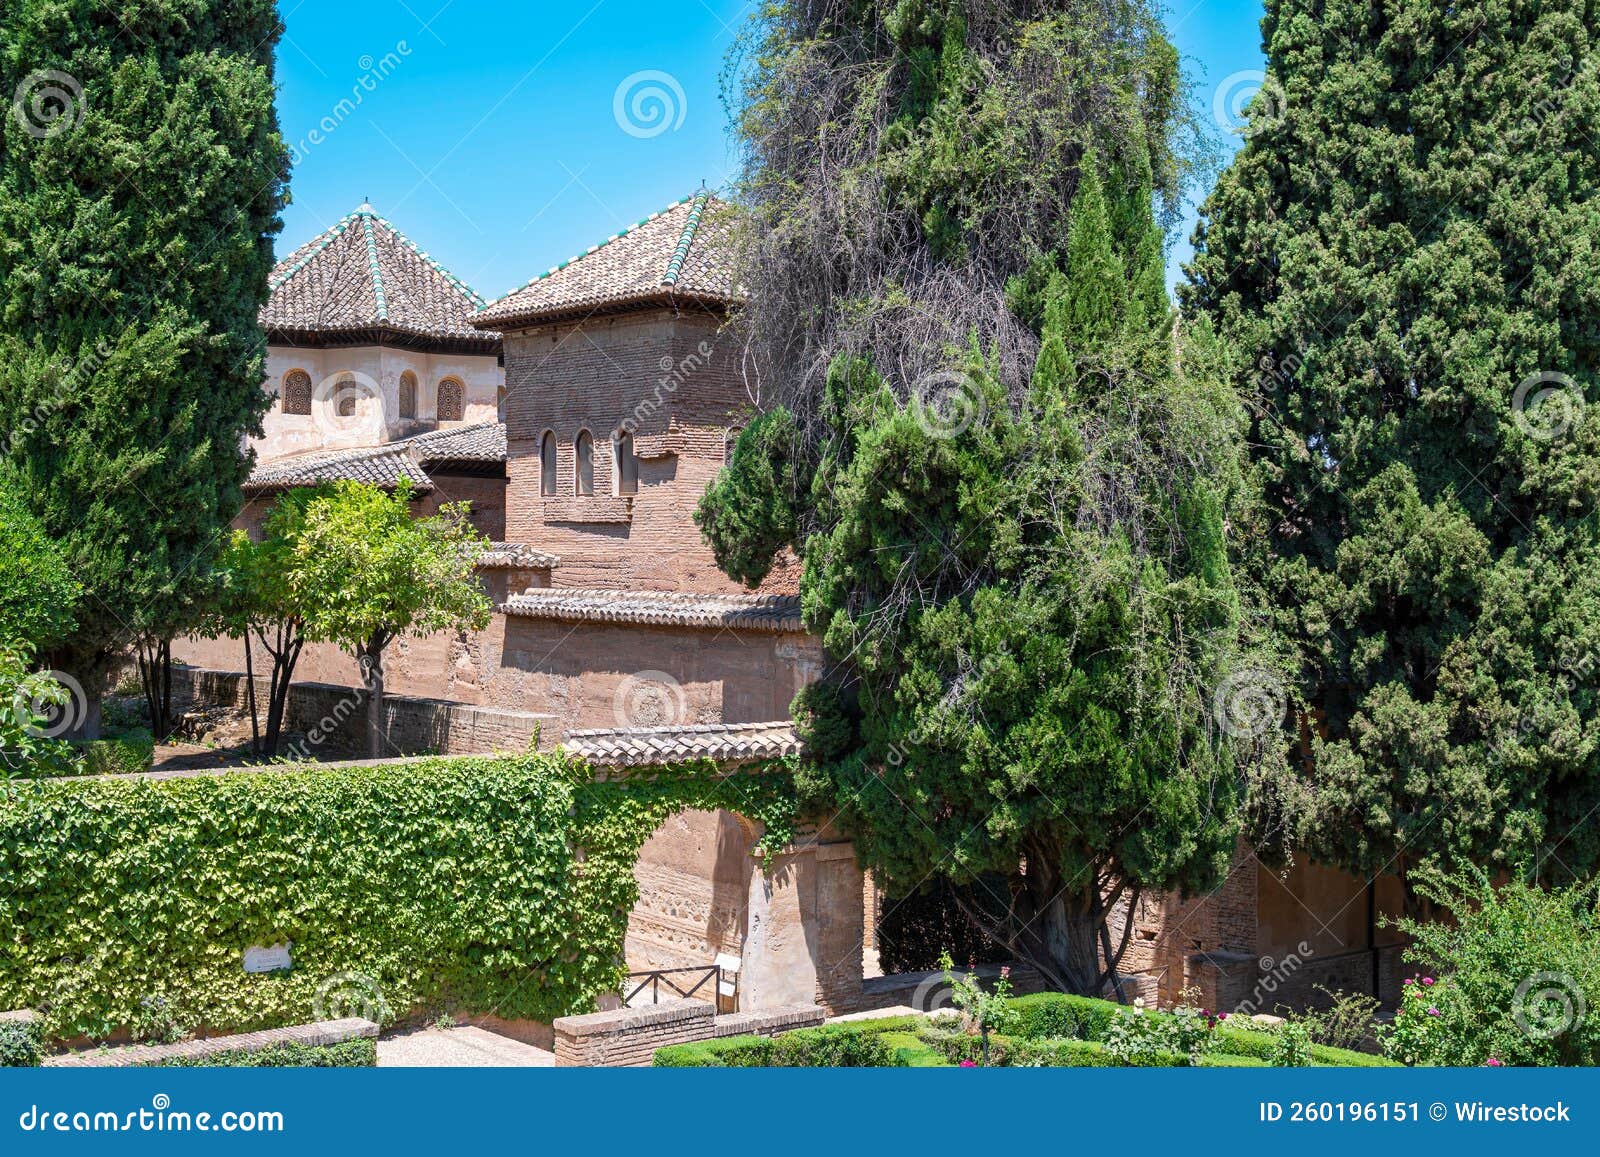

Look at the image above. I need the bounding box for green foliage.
[874,876,1005,974]
[652,1035,775,1067]
[0,752,796,1042]
[1378,870,1600,1067]
[1007,992,1118,1042]
[0,482,77,655]
[0,655,78,775]
[770,1025,898,1067]
[0,0,288,684]
[1267,1019,1314,1067]
[695,410,805,587]
[148,1038,376,1068]
[69,729,155,777]
[1184,0,1600,879]
[0,1017,43,1067]
[283,482,493,655]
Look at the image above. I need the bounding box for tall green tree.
[0,0,289,735]
[701,1,1248,992]
[1183,1,1600,883]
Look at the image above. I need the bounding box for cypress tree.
[0,0,288,733]
[1183,0,1600,880]
[701,1,1248,991]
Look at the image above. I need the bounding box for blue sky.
[275,0,1268,302]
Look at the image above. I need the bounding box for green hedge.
[654,1025,899,1068]
[1008,992,1120,1042]
[73,729,156,776]
[146,1038,376,1068]
[1210,1025,1395,1067]
[0,753,797,1043]
[0,1017,42,1067]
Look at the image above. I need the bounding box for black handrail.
[623,965,723,1007]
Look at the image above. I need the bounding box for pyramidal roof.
[263,202,498,350]
[474,192,737,330]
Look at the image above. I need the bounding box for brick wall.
[551,999,824,1067]
[501,309,801,597]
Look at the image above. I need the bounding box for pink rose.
[1422,977,1435,987]
[1487,1058,1503,1067]
[1427,1007,1441,1017]
[960,1059,977,1068]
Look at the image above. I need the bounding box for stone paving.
[377,1025,555,1067]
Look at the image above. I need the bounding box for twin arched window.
[437,377,464,422]
[537,428,638,498]
[280,369,312,415]
[398,371,417,419]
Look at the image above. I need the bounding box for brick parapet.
[44,1019,377,1068]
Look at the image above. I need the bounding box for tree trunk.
[359,633,387,760]
[242,629,260,759]
[136,636,175,740]
[258,622,302,759]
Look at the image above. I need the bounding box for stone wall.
[171,666,556,759]
[551,999,824,1067]
[173,615,819,736]
[627,809,754,973]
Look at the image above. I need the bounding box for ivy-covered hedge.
[145,1038,376,1068]
[0,1016,43,1067]
[0,753,796,1043]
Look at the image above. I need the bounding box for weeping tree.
[699,0,1253,993]
[1183,0,1600,884]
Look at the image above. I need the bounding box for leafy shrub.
[875,1031,947,1067]
[652,1036,776,1067]
[0,1016,42,1067]
[147,1038,375,1067]
[1268,1020,1314,1067]
[1211,1024,1393,1067]
[1196,1052,1268,1068]
[0,753,797,1041]
[770,1026,897,1067]
[1105,1002,1213,1065]
[70,729,156,776]
[1378,870,1599,1067]
[1008,992,1119,1042]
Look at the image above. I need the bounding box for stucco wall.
[627,809,755,974]
[256,344,502,462]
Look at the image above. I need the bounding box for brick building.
[173,192,1401,1017]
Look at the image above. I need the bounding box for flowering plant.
[939,951,1019,1065]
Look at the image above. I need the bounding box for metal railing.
[622,965,723,1007]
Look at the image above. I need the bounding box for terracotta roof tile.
[244,422,506,494]
[474,193,736,330]
[478,542,560,569]
[563,721,801,766]
[500,588,802,632]
[264,202,497,347]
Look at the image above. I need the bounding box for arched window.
[575,430,594,496]
[540,430,557,496]
[281,369,312,415]
[437,377,464,422]
[613,430,638,496]
[398,371,417,419]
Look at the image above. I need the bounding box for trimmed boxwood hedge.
[145,1038,376,1068]
[0,753,797,1043]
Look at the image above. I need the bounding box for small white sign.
[714,952,742,974]
[718,978,737,997]
[243,943,292,973]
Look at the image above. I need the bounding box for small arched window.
[575,430,594,496]
[281,369,312,415]
[398,371,417,419]
[437,377,464,421]
[613,430,638,496]
[540,430,557,496]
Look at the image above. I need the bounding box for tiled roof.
[478,542,560,569]
[500,588,803,632]
[242,443,435,494]
[244,422,506,494]
[563,721,801,766]
[264,202,498,348]
[406,421,507,466]
[475,192,736,330]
